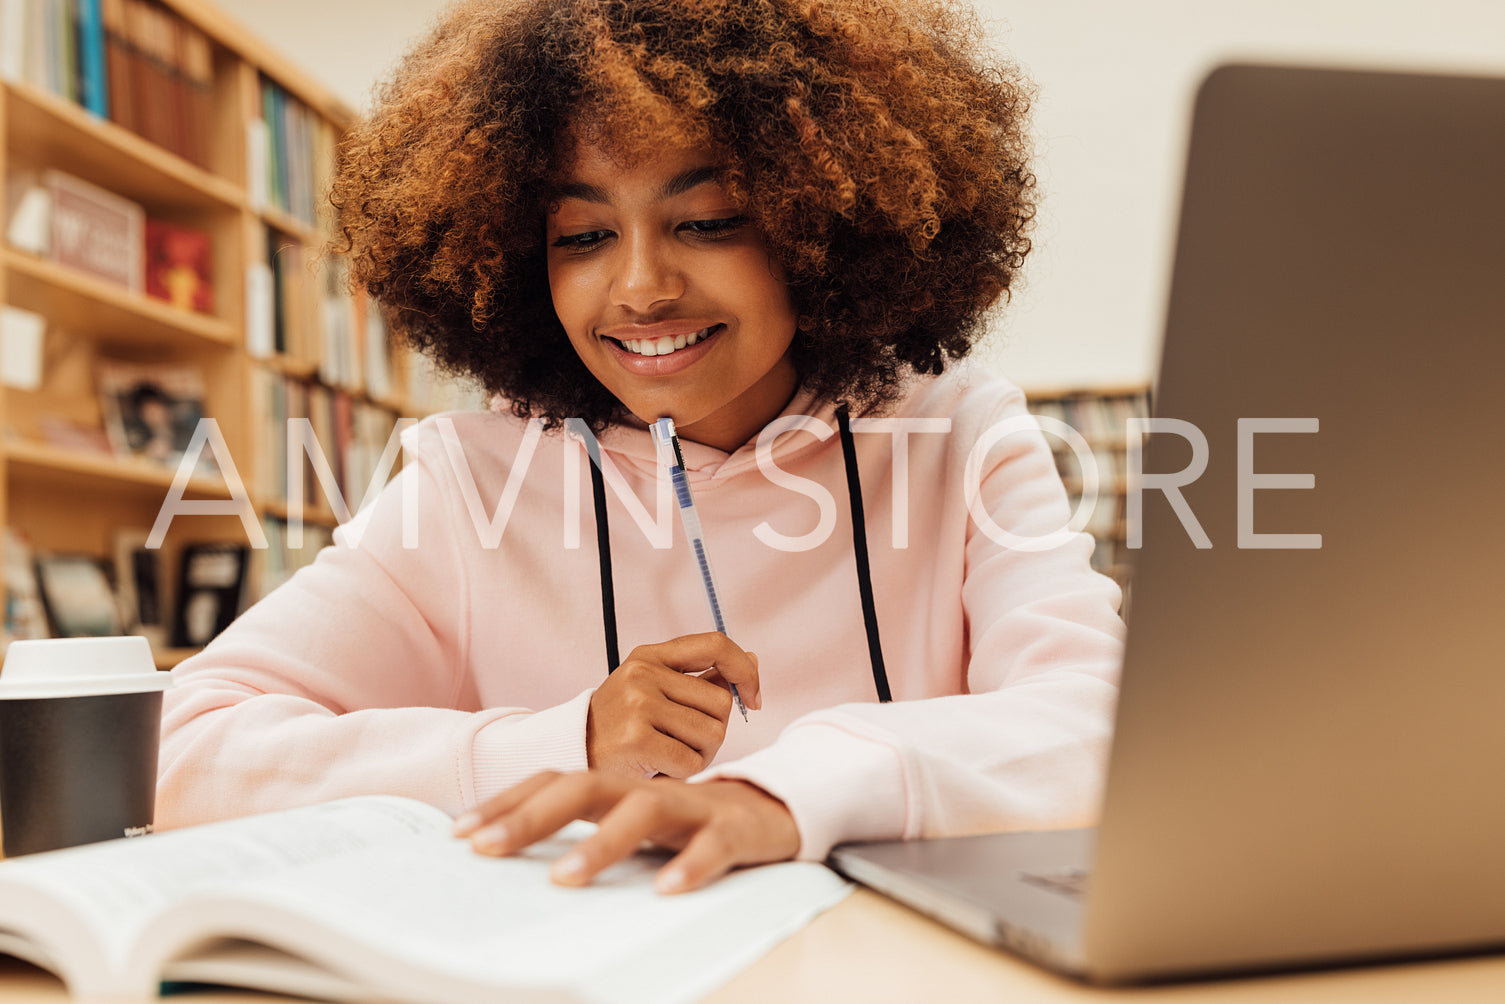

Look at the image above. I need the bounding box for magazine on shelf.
[143,218,214,314]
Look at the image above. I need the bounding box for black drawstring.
[586,440,621,673]
[589,417,891,702]
[836,406,892,702]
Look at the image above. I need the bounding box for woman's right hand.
[586,632,761,778]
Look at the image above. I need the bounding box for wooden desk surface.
[3,889,1504,1003]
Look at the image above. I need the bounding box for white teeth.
[618,326,715,357]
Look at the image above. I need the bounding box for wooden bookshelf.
[4,248,237,348]
[0,0,481,665]
[1024,385,1152,609]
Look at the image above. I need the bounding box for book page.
[151,824,850,1004]
[0,795,449,992]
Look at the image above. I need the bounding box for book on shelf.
[0,305,46,390]
[306,381,338,501]
[316,256,362,390]
[3,170,51,255]
[32,551,124,638]
[258,74,339,229]
[37,414,114,455]
[119,0,213,167]
[363,294,395,400]
[250,367,403,513]
[244,257,276,358]
[1026,386,1151,583]
[0,0,58,93]
[2,528,51,647]
[95,358,215,475]
[251,514,332,600]
[263,228,309,358]
[0,795,850,1004]
[51,0,76,102]
[169,541,248,648]
[143,218,214,313]
[2,0,211,166]
[75,0,108,116]
[1,0,27,83]
[41,168,145,290]
[113,527,166,650]
[100,0,134,131]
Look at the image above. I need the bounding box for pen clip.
[650,417,681,472]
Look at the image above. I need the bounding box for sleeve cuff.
[467,690,593,807]
[693,720,913,861]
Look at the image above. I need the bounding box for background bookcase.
[0,0,477,666]
[1024,385,1151,610]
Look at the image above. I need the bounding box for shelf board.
[1023,383,1153,402]
[3,249,237,351]
[260,498,341,527]
[155,647,200,670]
[251,353,321,380]
[5,81,243,212]
[2,439,231,498]
[259,204,324,246]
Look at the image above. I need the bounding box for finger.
[453,771,561,836]
[639,728,712,779]
[468,772,627,856]
[654,822,741,894]
[630,634,761,710]
[551,786,697,887]
[694,667,760,716]
[648,700,727,763]
[657,669,735,721]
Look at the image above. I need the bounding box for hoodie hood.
[490,383,846,490]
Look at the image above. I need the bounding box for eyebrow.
[554,166,722,205]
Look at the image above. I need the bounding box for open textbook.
[0,795,851,1003]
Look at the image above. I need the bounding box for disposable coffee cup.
[0,637,170,857]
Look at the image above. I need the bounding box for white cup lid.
[0,637,171,699]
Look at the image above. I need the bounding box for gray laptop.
[829,63,1505,984]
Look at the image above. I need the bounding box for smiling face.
[545,136,800,452]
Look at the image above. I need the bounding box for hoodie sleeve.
[694,389,1125,860]
[155,426,591,829]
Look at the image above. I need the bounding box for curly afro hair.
[332,0,1036,430]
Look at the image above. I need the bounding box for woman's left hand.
[452,772,801,893]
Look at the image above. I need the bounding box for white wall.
[216,1,451,112]
[972,0,1505,390]
[220,0,1505,391]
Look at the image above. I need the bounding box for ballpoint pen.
[650,417,749,722]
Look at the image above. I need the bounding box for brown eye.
[680,216,746,238]
[551,230,612,251]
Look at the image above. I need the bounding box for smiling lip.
[601,323,724,377]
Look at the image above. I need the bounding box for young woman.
[158,0,1125,895]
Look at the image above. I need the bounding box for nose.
[611,230,685,314]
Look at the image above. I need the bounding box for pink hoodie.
[159,364,1124,860]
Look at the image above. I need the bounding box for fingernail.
[655,865,689,894]
[552,852,587,882]
[471,822,510,853]
[452,812,481,837]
